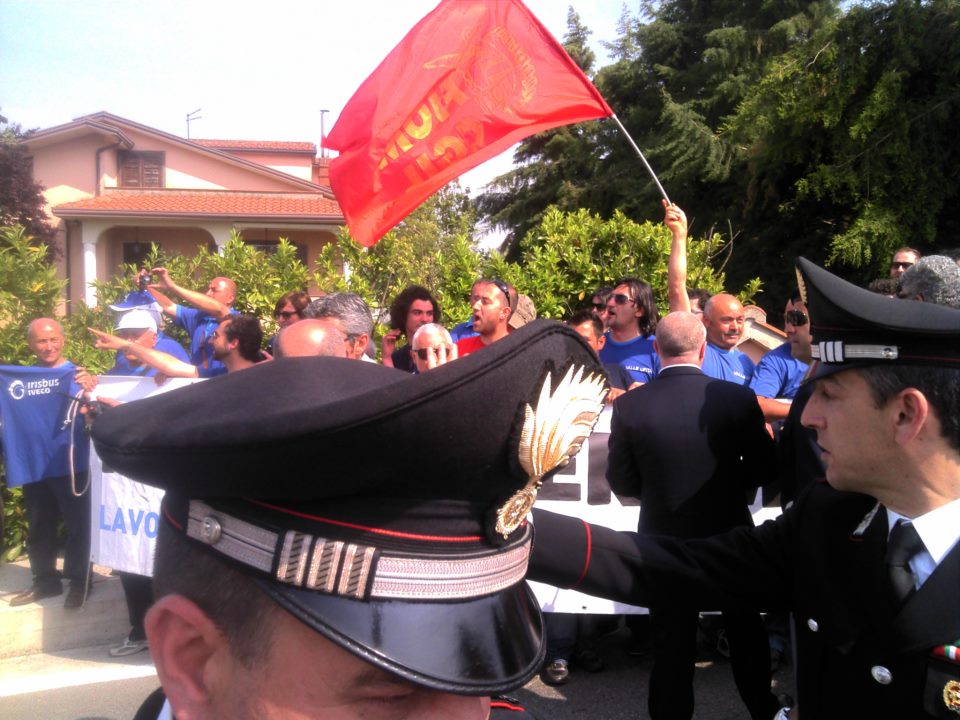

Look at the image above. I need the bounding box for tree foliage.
[0,114,57,248]
[728,0,960,289]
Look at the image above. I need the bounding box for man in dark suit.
[607,310,779,720]
[530,257,960,720]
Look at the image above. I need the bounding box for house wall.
[31,134,104,223]
[102,127,306,191]
[225,151,314,181]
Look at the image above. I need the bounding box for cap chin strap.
[812,341,899,364]
[185,500,531,602]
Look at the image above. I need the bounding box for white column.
[79,221,109,308]
[83,242,97,307]
[208,225,233,254]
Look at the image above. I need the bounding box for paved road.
[0,623,795,720]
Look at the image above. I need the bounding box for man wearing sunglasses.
[598,278,660,384]
[749,294,812,423]
[456,279,513,357]
[889,247,921,278]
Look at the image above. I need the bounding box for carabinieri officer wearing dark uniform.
[90,320,608,720]
[530,258,960,719]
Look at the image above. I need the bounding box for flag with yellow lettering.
[326,0,613,247]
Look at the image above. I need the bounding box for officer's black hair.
[152,518,278,667]
[859,365,960,453]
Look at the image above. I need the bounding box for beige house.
[24,112,343,308]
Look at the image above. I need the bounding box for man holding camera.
[143,268,237,375]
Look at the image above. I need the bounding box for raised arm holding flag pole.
[326,0,670,248]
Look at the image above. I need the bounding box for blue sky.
[1,0,630,194]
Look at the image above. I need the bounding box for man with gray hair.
[410,322,457,373]
[606,311,778,720]
[303,293,374,361]
[896,255,960,308]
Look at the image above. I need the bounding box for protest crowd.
[2,195,959,720]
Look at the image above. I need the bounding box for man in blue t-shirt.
[145,268,237,374]
[598,276,660,384]
[749,295,811,422]
[699,294,754,385]
[662,201,752,385]
[4,319,94,609]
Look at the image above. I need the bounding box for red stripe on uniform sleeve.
[570,520,592,590]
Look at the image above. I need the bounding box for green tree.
[315,183,485,330]
[506,207,749,321]
[727,0,960,293]
[0,114,57,248]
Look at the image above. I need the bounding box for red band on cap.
[246,499,484,543]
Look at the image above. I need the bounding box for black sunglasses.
[591,302,607,311]
[890,261,914,270]
[491,279,511,304]
[784,309,808,327]
[275,310,300,320]
[612,293,635,306]
[415,346,442,361]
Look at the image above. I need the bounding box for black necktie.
[885,519,924,607]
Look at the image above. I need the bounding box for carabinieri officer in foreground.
[530,257,960,719]
[90,319,608,720]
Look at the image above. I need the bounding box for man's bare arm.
[664,199,692,313]
[150,267,231,320]
[90,328,199,378]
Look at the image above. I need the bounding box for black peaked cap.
[92,319,603,506]
[90,319,607,695]
[796,257,960,376]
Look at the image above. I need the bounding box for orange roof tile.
[194,139,317,153]
[53,190,342,221]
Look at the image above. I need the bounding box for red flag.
[326,0,613,247]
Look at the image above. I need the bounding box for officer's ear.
[891,387,930,448]
[146,594,229,720]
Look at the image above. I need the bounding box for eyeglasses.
[591,302,607,311]
[275,310,299,320]
[415,346,443,361]
[890,261,914,270]
[612,293,635,306]
[784,309,808,327]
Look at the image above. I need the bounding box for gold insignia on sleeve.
[495,365,607,538]
[944,679,960,714]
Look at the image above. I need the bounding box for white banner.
[529,406,781,614]
[89,376,200,576]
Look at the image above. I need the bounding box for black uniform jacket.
[607,365,773,538]
[529,482,960,719]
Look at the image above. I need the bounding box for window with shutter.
[118,151,165,188]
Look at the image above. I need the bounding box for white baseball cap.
[115,309,158,333]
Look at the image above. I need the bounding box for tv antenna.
[186,108,202,139]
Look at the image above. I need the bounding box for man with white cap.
[104,309,189,378]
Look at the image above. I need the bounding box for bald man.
[699,293,755,384]
[663,201,753,384]
[9,319,94,609]
[275,318,348,358]
[144,267,238,375]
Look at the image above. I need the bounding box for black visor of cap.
[261,574,545,695]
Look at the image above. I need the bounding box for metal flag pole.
[610,114,671,206]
